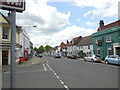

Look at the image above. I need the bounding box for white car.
[84,54,102,62]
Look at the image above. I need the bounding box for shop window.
[106,36,111,43]
[2,28,9,40]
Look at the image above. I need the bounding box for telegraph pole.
[10,10,16,88]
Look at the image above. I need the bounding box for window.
[88,45,90,49]
[96,39,98,44]
[97,49,100,56]
[106,36,111,43]
[2,28,9,39]
[107,48,112,55]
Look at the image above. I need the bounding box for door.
[116,47,120,56]
[2,51,8,65]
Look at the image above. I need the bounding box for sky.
[0,0,119,48]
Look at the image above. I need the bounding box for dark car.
[55,54,61,58]
[70,55,77,59]
[38,54,43,58]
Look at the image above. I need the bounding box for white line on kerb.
[43,64,47,71]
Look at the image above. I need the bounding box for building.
[67,36,82,56]
[19,27,31,62]
[78,35,93,57]
[60,42,67,56]
[92,20,120,59]
[0,13,21,65]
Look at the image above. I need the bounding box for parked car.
[67,54,71,58]
[105,55,120,65]
[84,54,102,62]
[70,55,77,59]
[38,54,43,58]
[55,54,61,58]
[67,54,76,59]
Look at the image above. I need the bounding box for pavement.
[2,56,47,72]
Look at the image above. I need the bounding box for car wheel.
[105,60,109,64]
[91,59,94,62]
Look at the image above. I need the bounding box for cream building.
[0,13,21,65]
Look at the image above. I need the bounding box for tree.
[44,45,52,52]
[38,45,45,53]
[34,47,37,51]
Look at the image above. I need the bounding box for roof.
[60,42,67,49]
[0,12,10,23]
[78,35,92,46]
[97,20,120,31]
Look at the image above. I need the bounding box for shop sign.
[0,0,25,12]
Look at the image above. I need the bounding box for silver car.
[84,54,102,62]
[105,55,120,65]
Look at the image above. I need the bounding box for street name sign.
[0,0,25,12]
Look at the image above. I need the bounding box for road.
[2,56,119,89]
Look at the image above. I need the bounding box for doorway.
[2,51,8,65]
[116,47,120,56]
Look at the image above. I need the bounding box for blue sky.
[48,1,117,29]
[0,0,119,47]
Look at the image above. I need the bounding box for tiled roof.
[97,20,120,31]
[60,42,67,49]
[78,35,92,46]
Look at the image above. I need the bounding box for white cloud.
[73,0,119,18]
[16,0,71,34]
[77,18,80,22]
[86,22,96,26]
[30,25,95,47]
[15,0,96,47]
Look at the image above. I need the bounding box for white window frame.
[106,36,111,43]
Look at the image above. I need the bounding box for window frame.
[2,28,9,40]
[106,36,111,43]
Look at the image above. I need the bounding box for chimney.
[66,40,69,44]
[99,20,104,27]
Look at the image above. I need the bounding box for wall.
[92,26,120,59]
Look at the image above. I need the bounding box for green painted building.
[92,20,120,59]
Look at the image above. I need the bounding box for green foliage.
[34,47,37,51]
[44,45,52,52]
[38,45,45,53]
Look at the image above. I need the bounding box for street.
[2,56,119,89]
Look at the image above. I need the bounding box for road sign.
[0,0,25,12]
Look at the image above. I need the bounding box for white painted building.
[78,35,94,56]
[19,27,31,61]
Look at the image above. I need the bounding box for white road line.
[46,63,70,90]
[56,76,60,79]
[60,80,64,84]
[43,64,47,71]
[64,85,70,90]
[54,73,57,76]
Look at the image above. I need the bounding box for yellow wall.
[16,30,20,44]
[0,14,8,23]
[0,25,2,43]
[0,14,20,45]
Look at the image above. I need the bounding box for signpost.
[0,0,25,88]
